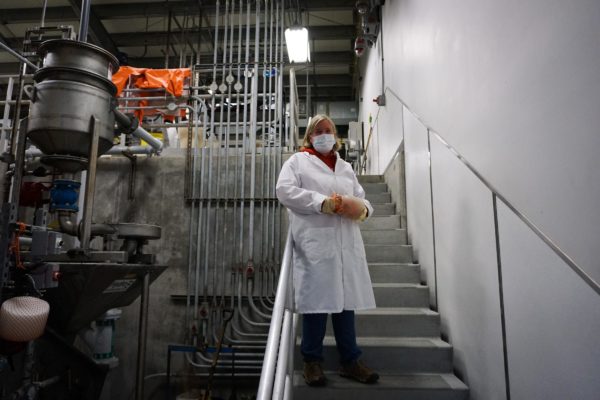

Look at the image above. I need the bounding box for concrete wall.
[359,1,600,398]
[382,144,406,230]
[91,149,286,399]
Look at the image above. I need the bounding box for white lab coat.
[276,151,376,314]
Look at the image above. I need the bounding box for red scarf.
[302,147,337,171]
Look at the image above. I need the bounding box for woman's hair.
[301,114,342,151]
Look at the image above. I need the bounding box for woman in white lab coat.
[276,114,379,386]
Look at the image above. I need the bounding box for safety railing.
[377,85,600,400]
[381,86,599,298]
[256,230,297,400]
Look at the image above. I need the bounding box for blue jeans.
[301,310,362,364]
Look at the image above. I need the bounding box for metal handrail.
[383,86,600,297]
[257,230,295,400]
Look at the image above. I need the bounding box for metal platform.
[44,262,167,334]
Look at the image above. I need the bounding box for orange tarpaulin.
[112,66,191,120]
[112,66,191,97]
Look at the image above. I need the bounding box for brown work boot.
[339,359,379,384]
[303,361,327,386]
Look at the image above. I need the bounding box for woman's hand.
[338,195,367,220]
[322,193,367,221]
[321,193,343,214]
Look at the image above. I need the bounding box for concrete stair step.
[327,308,441,337]
[293,372,469,400]
[361,215,400,230]
[371,203,396,216]
[357,175,384,183]
[365,244,413,263]
[365,192,392,203]
[362,229,407,245]
[373,283,429,308]
[362,182,389,194]
[369,263,421,284]
[295,337,453,373]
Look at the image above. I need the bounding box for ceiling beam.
[0,7,75,24]
[0,1,356,23]
[291,86,354,97]
[285,74,352,88]
[1,25,354,52]
[110,26,354,47]
[122,51,351,67]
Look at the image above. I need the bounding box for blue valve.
[50,179,80,212]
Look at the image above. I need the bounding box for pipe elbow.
[57,211,116,238]
[57,211,78,236]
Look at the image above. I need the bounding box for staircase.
[293,175,469,399]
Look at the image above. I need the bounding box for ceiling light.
[285,27,310,63]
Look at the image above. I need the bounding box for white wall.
[403,110,436,306]
[359,0,600,398]
[431,137,507,399]
[498,200,600,400]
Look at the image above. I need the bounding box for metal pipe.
[5,62,30,204]
[0,43,39,71]
[199,0,220,343]
[25,145,156,158]
[117,92,272,98]
[190,96,208,339]
[40,0,49,27]
[248,0,260,265]
[259,0,269,275]
[135,273,150,400]
[238,0,251,271]
[57,211,78,237]
[220,0,234,306]
[247,277,272,318]
[18,237,32,246]
[269,0,277,278]
[114,109,163,153]
[186,83,199,345]
[130,125,163,153]
[164,11,172,68]
[224,274,268,345]
[7,118,27,206]
[236,273,269,328]
[211,0,229,311]
[230,1,244,318]
[274,0,284,271]
[79,117,100,250]
[57,211,116,238]
[78,0,92,42]
[1,76,14,155]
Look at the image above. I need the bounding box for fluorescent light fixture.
[285,27,310,63]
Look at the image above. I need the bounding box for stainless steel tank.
[26,39,119,171]
[27,79,116,159]
[37,39,118,81]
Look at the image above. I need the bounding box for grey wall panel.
[403,109,435,304]
[497,201,600,400]
[430,138,507,400]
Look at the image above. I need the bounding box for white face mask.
[311,133,336,154]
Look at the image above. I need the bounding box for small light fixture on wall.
[285,26,310,63]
